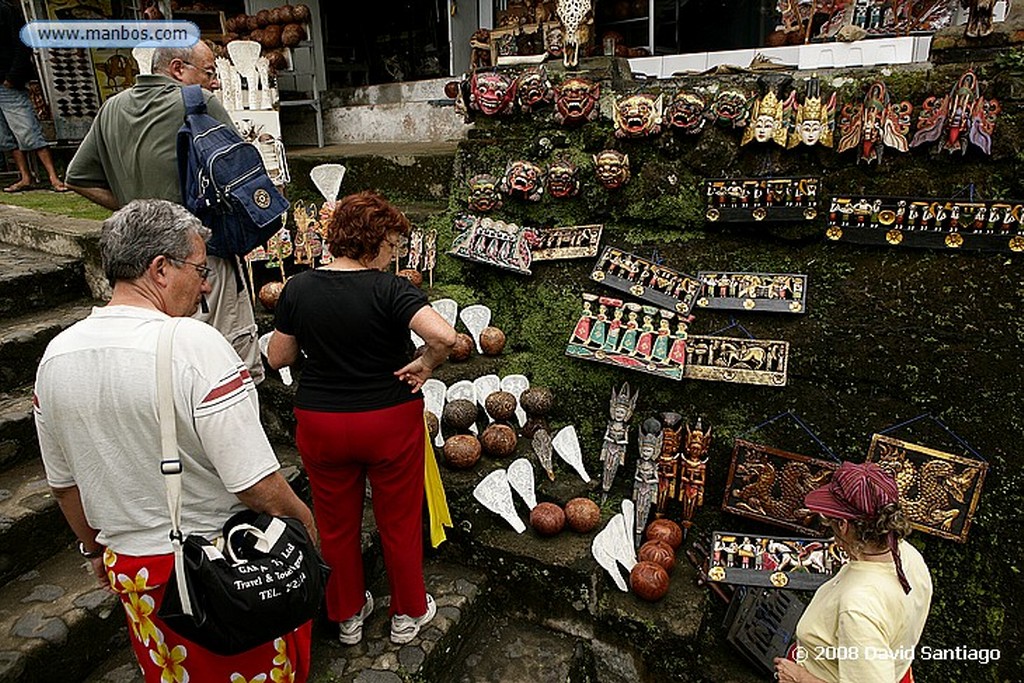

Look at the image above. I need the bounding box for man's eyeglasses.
[166,256,212,281]
[181,61,218,80]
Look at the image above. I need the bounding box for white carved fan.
[227,40,261,109]
[552,425,591,482]
[473,469,525,533]
[310,163,346,204]
[507,458,538,510]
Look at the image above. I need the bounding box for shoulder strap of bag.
[157,317,194,617]
[181,84,207,116]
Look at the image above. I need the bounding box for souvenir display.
[867,432,988,543]
[555,0,592,67]
[645,518,683,550]
[422,378,447,447]
[964,0,997,37]
[740,85,789,147]
[484,391,517,423]
[423,229,438,287]
[482,424,518,457]
[657,418,713,534]
[508,458,538,510]
[638,540,675,573]
[910,68,999,156]
[553,77,601,126]
[290,201,325,267]
[593,150,630,190]
[723,439,839,536]
[461,304,494,353]
[590,246,701,314]
[515,66,554,112]
[499,160,545,202]
[592,500,638,591]
[696,271,808,314]
[682,334,789,386]
[566,294,691,381]
[596,381,638,503]
[532,429,555,480]
[473,374,501,417]
[613,93,664,139]
[470,28,492,69]
[449,215,535,274]
[531,502,565,535]
[473,468,526,532]
[522,386,555,439]
[257,280,284,311]
[814,0,953,38]
[480,326,507,355]
[836,81,913,165]
[786,76,836,149]
[704,177,819,223]
[564,497,601,533]
[708,532,845,590]
[529,224,603,261]
[633,417,664,546]
[724,587,807,676]
[630,561,670,601]
[499,374,530,428]
[469,70,518,116]
[665,91,706,134]
[467,173,504,213]
[544,159,581,199]
[444,434,482,469]
[451,334,475,361]
[707,90,750,128]
[825,195,1024,252]
[552,425,591,482]
[443,399,478,433]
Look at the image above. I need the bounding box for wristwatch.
[78,541,104,559]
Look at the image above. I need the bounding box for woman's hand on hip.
[394,357,433,393]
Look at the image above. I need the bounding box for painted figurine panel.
[529,224,603,261]
[866,434,988,543]
[825,195,1024,253]
[705,177,818,223]
[682,335,789,386]
[708,532,846,591]
[449,214,534,275]
[565,294,690,381]
[590,246,701,315]
[696,271,808,314]
[722,439,838,536]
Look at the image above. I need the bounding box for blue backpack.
[176,85,288,258]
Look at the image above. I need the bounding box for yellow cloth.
[424,423,452,547]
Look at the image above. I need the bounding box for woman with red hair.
[268,190,456,646]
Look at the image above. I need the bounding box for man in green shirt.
[67,43,264,384]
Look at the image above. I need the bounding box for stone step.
[0,543,123,683]
[0,456,72,587]
[0,244,89,320]
[310,558,488,683]
[0,302,97,390]
[0,386,37,471]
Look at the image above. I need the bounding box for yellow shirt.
[795,540,933,683]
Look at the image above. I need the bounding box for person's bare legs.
[34,146,67,191]
[3,149,33,192]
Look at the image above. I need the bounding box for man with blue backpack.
[66,42,272,384]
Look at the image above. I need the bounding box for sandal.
[50,182,69,193]
[3,182,31,193]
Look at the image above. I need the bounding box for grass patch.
[1,189,111,221]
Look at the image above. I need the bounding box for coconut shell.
[450,333,474,362]
[563,497,601,533]
[520,386,554,415]
[397,269,423,287]
[245,15,260,32]
[261,24,282,49]
[645,519,683,550]
[480,423,517,457]
[442,399,478,432]
[268,7,283,24]
[443,434,481,469]
[248,28,264,46]
[638,540,676,574]
[630,561,670,601]
[257,281,284,311]
[480,326,506,355]
[279,4,296,23]
[484,391,517,423]
[281,22,306,47]
[265,50,288,71]
[425,411,439,441]
[255,8,272,26]
[530,502,565,536]
[293,3,311,22]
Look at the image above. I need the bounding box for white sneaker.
[389,593,437,644]
[338,591,374,645]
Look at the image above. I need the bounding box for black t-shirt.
[274,268,429,411]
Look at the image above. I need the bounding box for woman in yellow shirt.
[774,462,933,683]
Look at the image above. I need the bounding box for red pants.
[295,399,427,623]
[106,550,311,683]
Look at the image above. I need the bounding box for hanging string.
[740,410,839,462]
[708,317,754,339]
[878,413,985,461]
[948,183,977,202]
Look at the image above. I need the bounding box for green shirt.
[66,74,235,207]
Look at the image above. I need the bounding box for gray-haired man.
[66,43,264,384]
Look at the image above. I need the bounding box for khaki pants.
[192,254,264,383]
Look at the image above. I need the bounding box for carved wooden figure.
[600,381,639,503]
[633,417,664,547]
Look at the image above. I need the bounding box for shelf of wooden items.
[173,10,228,41]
